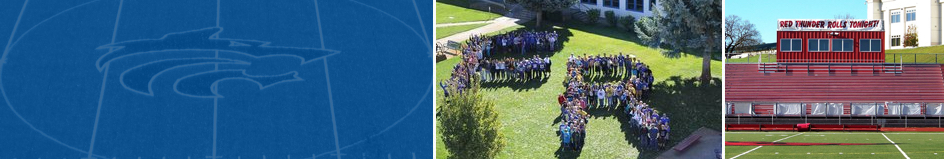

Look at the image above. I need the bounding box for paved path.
[435,16,530,59]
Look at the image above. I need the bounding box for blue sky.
[726,0,867,43]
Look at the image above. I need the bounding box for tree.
[724,15,762,56]
[506,0,578,27]
[834,13,855,20]
[438,78,505,159]
[635,0,721,82]
[905,24,918,47]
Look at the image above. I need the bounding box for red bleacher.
[726,124,761,131]
[760,124,796,131]
[727,64,944,115]
[726,124,880,131]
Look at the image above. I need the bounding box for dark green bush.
[587,9,601,25]
[620,15,636,32]
[604,10,617,27]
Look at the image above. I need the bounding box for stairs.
[505,5,536,22]
[570,9,588,23]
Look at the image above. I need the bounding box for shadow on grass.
[549,76,721,158]
[621,76,721,159]
[481,77,550,91]
[477,22,575,90]
[554,146,583,159]
[539,20,723,61]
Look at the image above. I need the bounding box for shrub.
[587,9,601,25]
[438,78,505,159]
[604,10,618,27]
[620,15,636,32]
[905,25,919,47]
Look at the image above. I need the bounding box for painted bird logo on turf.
[96,27,339,98]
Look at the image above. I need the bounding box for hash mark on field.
[730,133,804,159]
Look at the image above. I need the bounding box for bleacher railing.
[726,102,944,127]
[725,102,944,117]
[725,53,944,64]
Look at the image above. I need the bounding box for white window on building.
[808,39,830,52]
[891,11,901,23]
[859,39,882,52]
[832,39,854,52]
[891,35,901,47]
[603,0,618,8]
[906,9,916,21]
[780,39,802,52]
[626,0,644,12]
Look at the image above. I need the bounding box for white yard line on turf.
[882,133,911,159]
[729,133,805,159]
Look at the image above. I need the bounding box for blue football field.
[0,0,433,158]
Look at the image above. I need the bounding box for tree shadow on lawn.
[477,22,575,91]
[542,21,723,60]
[550,76,720,158]
[618,76,721,159]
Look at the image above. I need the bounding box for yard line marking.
[882,133,911,159]
[88,0,124,158]
[772,132,803,142]
[730,133,804,159]
[730,146,763,159]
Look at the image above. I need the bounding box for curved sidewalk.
[436,16,530,59]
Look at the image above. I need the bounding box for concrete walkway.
[435,16,530,58]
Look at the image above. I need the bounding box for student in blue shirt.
[561,124,571,149]
[440,81,450,97]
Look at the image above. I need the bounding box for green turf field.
[436,21,722,158]
[725,132,944,159]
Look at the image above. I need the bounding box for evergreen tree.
[438,77,505,159]
[636,0,721,82]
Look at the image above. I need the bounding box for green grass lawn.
[726,54,777,63]
[436,0,502,24]
[886,45,944,53]
[725,132,944,159]
[435,23,489,39]
[436,21,722,158]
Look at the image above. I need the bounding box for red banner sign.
[778,19,883,31]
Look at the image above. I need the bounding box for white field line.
[730,133,804,159]
[882,133,911,159]
[730,146,763,159]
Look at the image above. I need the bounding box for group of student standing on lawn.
[440,31,559,97]
[558,53,670,151]
[463,30,560,59]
